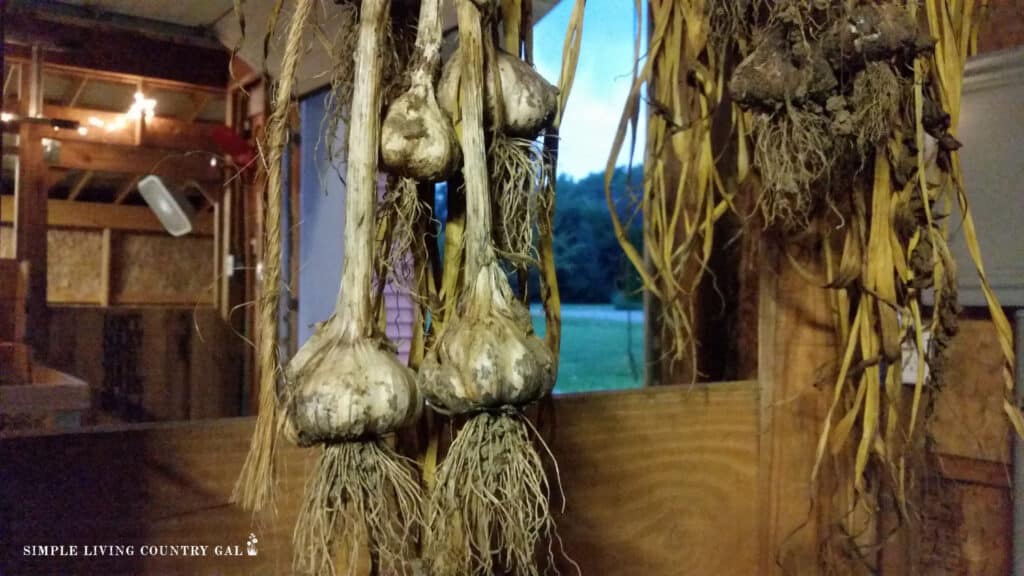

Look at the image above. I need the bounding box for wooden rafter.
[1,196,213,235]
[66,170,94,201]
[47,138,221,182]
[2,65,18,97]
[115,175,141,204]
[186,92,212,123]
[65,76,89,107]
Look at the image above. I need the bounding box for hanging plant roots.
[752,105,835,231]
[377,176,430,291]
[425,411,556,576]
[730,1,927,233]
[293,441,423,576]
[489,135,544,264]
[849,62,904,152]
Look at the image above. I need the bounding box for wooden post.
[16,123,48,355]
[99,228,113,306]
[756,239,854,574]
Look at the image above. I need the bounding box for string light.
[128,91,157,120]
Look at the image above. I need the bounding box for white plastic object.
[138,175,195,237]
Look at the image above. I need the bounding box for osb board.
[48,229,103,303]
[0,226,12,259]
[0,382,760,575]
[928,316,1011,464]
[881,463,1011,575]
[4,227,215,306]
[46,307,242,422]
[114,234,214,305]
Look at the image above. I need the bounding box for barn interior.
[1,0,1023,574]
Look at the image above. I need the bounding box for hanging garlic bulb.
[421,2,558,574]
[380,0,459,181]
[283,1,423,573]
[438,46,558,138]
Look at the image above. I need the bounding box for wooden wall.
[0,381,760,575]
[879,315,1014,574]
[45,306,243,423]
[1,225,214,306]
[0,242,1014,575]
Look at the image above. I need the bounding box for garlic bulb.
[380,0,459,181]
[438,47,558,138]
[420,264,554,414]
[381,85,460,181]
[283,0,419,445]
[286,323,419,445]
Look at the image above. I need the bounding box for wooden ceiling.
[55,0,234,27]
[1,60,226,211]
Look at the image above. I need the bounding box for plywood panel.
[48,229,103,303]
[0,382,760,575]
[45,307,242,423]
[114,234,215,305]
[550,382,760,575]
[0,419,315,576]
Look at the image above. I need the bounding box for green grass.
[531,305,644,394]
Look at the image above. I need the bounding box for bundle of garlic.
[437,0,557,264]
[418,1,561,574]
[282,0,423,574]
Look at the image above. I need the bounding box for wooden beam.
[2,65,17,97]
[15,124,49,353]
[4,103,223,152]
[47,138,222,182]
[66,170,93,201]
[1,196,214,236]
[936,453,1011,489]
[114,176,140,204]
[756,242,851,574]
[65,76,88,107]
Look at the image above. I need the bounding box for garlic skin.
[285,319,420,445]
[438,48,558,139]
[381,78,460,181]
[419,264,555,414]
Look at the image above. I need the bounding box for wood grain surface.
[0,381,760,576]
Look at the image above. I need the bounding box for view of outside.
[531,2,647,394]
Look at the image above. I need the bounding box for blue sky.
[533,0,647,179]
